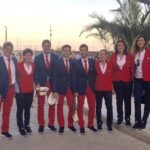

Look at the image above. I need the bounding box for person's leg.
[133,78,143,128]
[57,94,65,128]
[77,95,85,128]
[123,82,132,125]
[37,94,45,127]
[24,92,33,130]
[16,93,24,130]
[104,91,113,130]
[1,86,15,138]
[142,81,150,128]
[113,82,124,124]
[47,83,56,129]
[1,86,15,133]
[86,86,96,128]
[95,91,103,129]
[66,88,74,128]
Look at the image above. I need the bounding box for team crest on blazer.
[147,57,150,60]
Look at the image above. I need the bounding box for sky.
[0,0,119,51]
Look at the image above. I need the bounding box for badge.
[147,57,150,60]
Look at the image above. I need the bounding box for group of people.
[0,34,150,139]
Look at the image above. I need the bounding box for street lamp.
[50,24,52,42]
[4,26,7,42]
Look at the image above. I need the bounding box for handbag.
[72,96,79,122]
[47,93,58,105]
[36,87,49,96]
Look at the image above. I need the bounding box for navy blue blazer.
[0,56,17,99]
[72,58,95,95]
[34,52,58,87]
[52,58,76,94]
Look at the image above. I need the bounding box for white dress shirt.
[134,50,145,78]
[43,53,51,66]
[81,58,89,71]
[24,63,32,75]
[63,58,70,69]
[3,54,16,85]
[99,62,107,74]
[117,54,126,70]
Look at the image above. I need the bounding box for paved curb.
[83,107,150,145]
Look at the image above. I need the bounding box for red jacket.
[141,48,150,81]
[110,53,134,82]
[17,62,35,93]
[95,61,113,91]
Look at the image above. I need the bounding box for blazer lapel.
[1,57,9,76]
[79,59,86,74]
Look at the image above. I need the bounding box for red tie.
[46,55,50,68]
[84,59,88,74]
[8,58,12,84]
[65,59,69,73]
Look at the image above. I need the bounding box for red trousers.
[77,86,96,128]
[57,88,74,127]
[37,83,55,126]
[1,86,15,132]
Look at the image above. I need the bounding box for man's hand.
[74,93,79,97]
[53,92,59,99]
[36,84,40,89]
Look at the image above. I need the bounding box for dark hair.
[3,41,13,49]
[42,39,51,46]
[23,48,33,56]
[79,44,88,50]
[62,44,71,50]
[131,35,147,55]
[115,39,128,55]
[99,49,108,55]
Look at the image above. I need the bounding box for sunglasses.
[136,59,140,67]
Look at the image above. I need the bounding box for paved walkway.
[0,97,150,150]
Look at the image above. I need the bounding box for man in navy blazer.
[0,42,17,139]
[73,44,97,134]
[52,44,77,134]
[34,39,58,133]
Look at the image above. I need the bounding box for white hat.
[36,87,49,96]
[47,93,58,105]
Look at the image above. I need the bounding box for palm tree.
[139,0,150,5]
[80,0,150,50]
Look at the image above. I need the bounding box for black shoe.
[117,120,122,125]
[97,124,102,130]
[19,128,27,137]
[48,125,57,132]
[141,121,147,129]
[25,126,32,134]
[126,120,131,126]
[1,132,13,139]
[68,126,77,132]
[59,127,64,135]
[132,122,142,129]
[88,126,97,132]
[38,126,44,133]
[80,128,85,134]
[108,126,113,132]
